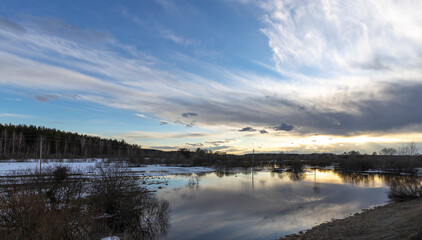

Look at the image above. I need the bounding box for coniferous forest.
[0,124,143,160]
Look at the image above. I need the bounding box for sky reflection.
[157,170,389,240]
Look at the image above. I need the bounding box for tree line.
[1,124,421,172]
[378,142,419,156]
[0,124,143,160]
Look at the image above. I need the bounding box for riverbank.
[280,199,422,240]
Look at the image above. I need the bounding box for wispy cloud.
[257,0,422,84]
[1,4,422,142]
[5,98,22,101]
[116,131,210,140]
[0,17,26,33]
[155,0,179,14]
[135,113,151,119]
[0,113,31,118]
[161,29,198,46]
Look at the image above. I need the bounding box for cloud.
[205,139,236,147]
[175,120,195,127]
[161,29,198,46]
[6,98,22,101]
[155,0,179,14]
[1,10,422,141]
[273,123,295,131]
[182,112,198,118]
[260,129,268,134]
[27,16,111,43]
[34,95,49,102]
[117,131,210,140]
[150,145,179,150]
[185,143,204,148]
[0,17,26,33]
[28,93,60,102]
[206,145,233,151]
[239,127,256,132]
[258,0,422,77]
[0,113,30,118]
[160,121,169,125]
[307,82,422,134]
[135,113,148,118]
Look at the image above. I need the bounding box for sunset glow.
[1,0,422,154]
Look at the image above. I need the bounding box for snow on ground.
[129,165,215,176]
[101,237,119,240]
[416,168,422,176]
[0,160,98,175]
[0,160,214,176]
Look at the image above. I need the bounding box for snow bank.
[0,160,214,176]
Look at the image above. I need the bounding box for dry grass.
[0,165,170,240]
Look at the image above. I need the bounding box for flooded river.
[155,169,391,240]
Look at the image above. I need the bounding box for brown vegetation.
[0,165,170,240]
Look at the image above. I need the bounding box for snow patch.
[101,237,119,240]
[0,161,214,177]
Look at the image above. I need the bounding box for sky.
[1,0,422,154]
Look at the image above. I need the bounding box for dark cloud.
[167,96,300,129]
[0,17,26,33]
[207,145,232,151]
[206,139,235,147]
[239,127,256,132]
[166,81,422,135]
[173,133,208,138]
[273,123,295,131]
[260,129,268,134]
[160,121,168,125]
[32,93,60,102]
[182,112,198,117]
[315,82,422,134]
[354,55,390,71]
[185,143,204,147]
[35,95,49,102]
[175,119,195,127]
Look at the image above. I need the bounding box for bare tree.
[398,142,419,156]
[379,147,397,155]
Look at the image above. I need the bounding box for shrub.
[0,165,170,240]
[89,165,170,240]
[338,156,375,172]
[0,166,91,240]
[387,176,422,202]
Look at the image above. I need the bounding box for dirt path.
[279,199,422,240]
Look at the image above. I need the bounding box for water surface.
[156,169,390,240]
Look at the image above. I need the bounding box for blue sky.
[1,0,422,154]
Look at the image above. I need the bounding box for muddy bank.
[280,199,422,240]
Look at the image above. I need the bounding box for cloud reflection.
[158,170,389,240]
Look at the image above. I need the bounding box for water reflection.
[338,172,378,186]
[287,172,306,182]
[157,169,401,240]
